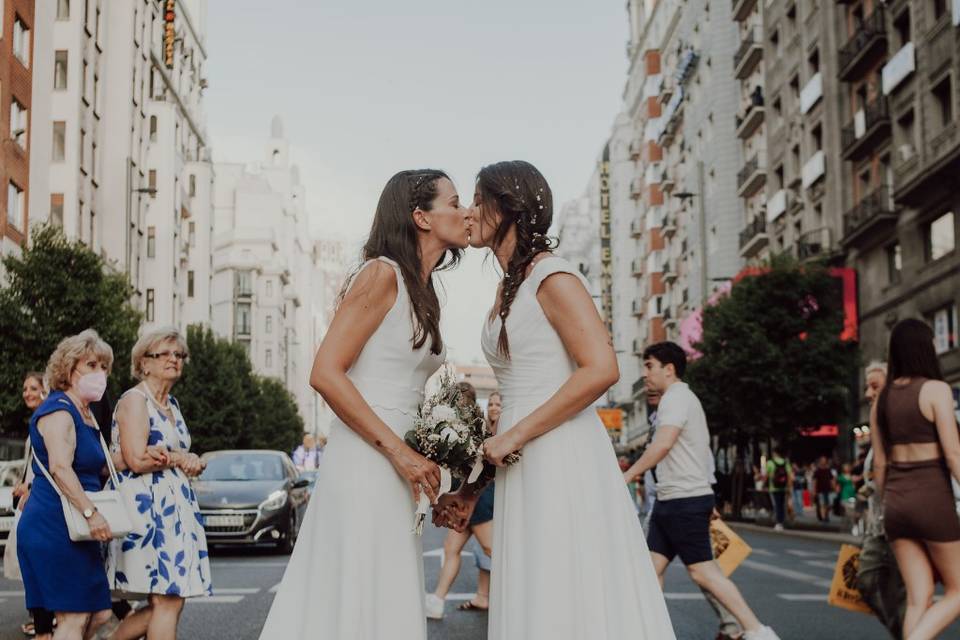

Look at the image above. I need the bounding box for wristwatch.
[82,506,97,519]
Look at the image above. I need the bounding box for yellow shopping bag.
[828,544,873,615]
[710,519,752,577]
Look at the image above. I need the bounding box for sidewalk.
[728,507,861,545]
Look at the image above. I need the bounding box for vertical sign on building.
[599,144,613,335]
[164,0,176,69]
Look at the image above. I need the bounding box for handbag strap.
[30,411,122,499]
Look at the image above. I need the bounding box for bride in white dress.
[258,170,470,640]
[453,160,676,639]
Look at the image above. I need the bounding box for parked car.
[192,450,309,553]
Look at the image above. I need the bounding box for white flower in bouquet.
[431,404,458,426]
[440,426,460,445]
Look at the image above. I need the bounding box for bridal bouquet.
[404,370,519,535]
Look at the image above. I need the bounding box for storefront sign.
[597,407,623,431]
[599,144,613,335]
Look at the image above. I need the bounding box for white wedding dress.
[482,256,676,640]
[259,257,444,640]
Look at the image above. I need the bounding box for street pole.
[697,160,708,307]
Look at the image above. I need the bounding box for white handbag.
[31,429,134,542]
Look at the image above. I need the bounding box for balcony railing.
[732,0,759,22]
[736,86,765,139]
[734,29,763,79]
[838,7,887,81]
[739,216,769,258]
[841,97,892,161]
[842,187,898,247]
[632,299,645,317]
[662,214,677,238]
[737,155,766,197]
[631,258,644,276]
[630,219,643,238]
[796,227,834,261]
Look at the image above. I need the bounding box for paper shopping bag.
[828,544,873,615]
[710,519,752,577]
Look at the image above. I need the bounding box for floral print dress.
[105,388,212,598]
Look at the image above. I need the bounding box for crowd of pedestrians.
[5,327,212,640]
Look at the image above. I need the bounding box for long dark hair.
[876,318,945,451]
[354,169,461,355]
[476,160,558,358]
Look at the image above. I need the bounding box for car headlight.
[259,490,287,512]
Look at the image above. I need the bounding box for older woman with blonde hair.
[105,326,211,640]
[16,330,117,640]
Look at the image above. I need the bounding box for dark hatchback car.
[193,450,309,553]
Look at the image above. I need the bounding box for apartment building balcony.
[896,122,960,207]
[838,6,887,81]
[629,136,642,160]
[630,176,643,200]
[630,219,643,238]
[632,376,646,399]
[842,187,898,248]
[736,86,765,140]
[734,29,763,80]
[661,168,675,194]
[841,97,892,161]
[632,298,645,318]
[662,261,677,284]
[663,307,678,330]
[732,0,759,22]
[631,258,644,277]
[737,155,766,198]
[662,214,677,239]
[632,338,643,356]
[796,227,836,261]
[739,216,769,258]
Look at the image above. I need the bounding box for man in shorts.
[623,342,779,640]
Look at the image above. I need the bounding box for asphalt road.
[3,525,959,639]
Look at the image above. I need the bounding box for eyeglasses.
[145,350,189,363]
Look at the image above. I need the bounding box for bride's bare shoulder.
[342,260,398,308]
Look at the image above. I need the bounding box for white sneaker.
[773,523,784,532]
[744,625,780,640]
[425,593,445,620]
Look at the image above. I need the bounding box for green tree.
[0,226,141,435]
[686,254,859,446]
[175,324,304,454]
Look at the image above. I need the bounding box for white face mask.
[74,370,108,403]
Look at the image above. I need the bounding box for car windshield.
[200,454,285,481]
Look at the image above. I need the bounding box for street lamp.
[672,161,709,307]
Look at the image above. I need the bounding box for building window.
[82,59,88,103]
[188,174,196,197]
[147,226,156,258]
[148,170,157,197]
[885,243,902,284]
[146,289,155,322]
[894,9,911,48]
[926,212,956,262]
[89,210,95,248]
[13,17,30,67]
[265,315,273,334]
[235,303,252,335]
[265,349,273,368]
[52,122,66,161]
[236,271,253,297]
[808,48,820,77]
[54,50,68,89]
[9,100,27,149]
[926,304,958,354]
[187,270,195,298]
[932,0,948,20]
[91,142,97,181]
[79,129,86,171]
[7,182,25,231]
[188,221,196,247]
[57,0,70,19]
[932,76,954,128]
[811,123,823,152]
[50,194,64,228]
[149,115,157,141]
[265,280,273,297]
[896,108,916,157]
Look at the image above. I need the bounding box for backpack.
[772,460,789,490]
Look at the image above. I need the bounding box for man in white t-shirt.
[624,342,779,640]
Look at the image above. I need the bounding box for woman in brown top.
[870,319,960,640]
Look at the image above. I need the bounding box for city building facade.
[1,0,34,257]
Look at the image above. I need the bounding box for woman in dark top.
[870,319,960,640]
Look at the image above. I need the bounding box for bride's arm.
[310,261,441,504]
[483,273,619,465]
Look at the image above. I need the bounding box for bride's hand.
[389,446,442,505]
[483,432,521,468]
[432,493,477,532]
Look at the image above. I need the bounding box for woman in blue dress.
[106,327,211,640]
[17,330,118,640]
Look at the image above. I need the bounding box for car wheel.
[277,510,297,555]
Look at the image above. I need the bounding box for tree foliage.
[685,255,859,447]
[175,325,303,454]
[0,226,141,435]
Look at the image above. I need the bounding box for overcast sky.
[205,0,627,363]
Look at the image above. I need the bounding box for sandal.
[21,621,36,636]
[457,600,489,612]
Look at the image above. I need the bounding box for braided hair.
[346,169,461,355]
[476,161,558,358]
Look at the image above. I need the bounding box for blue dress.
[17,391,112,612]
